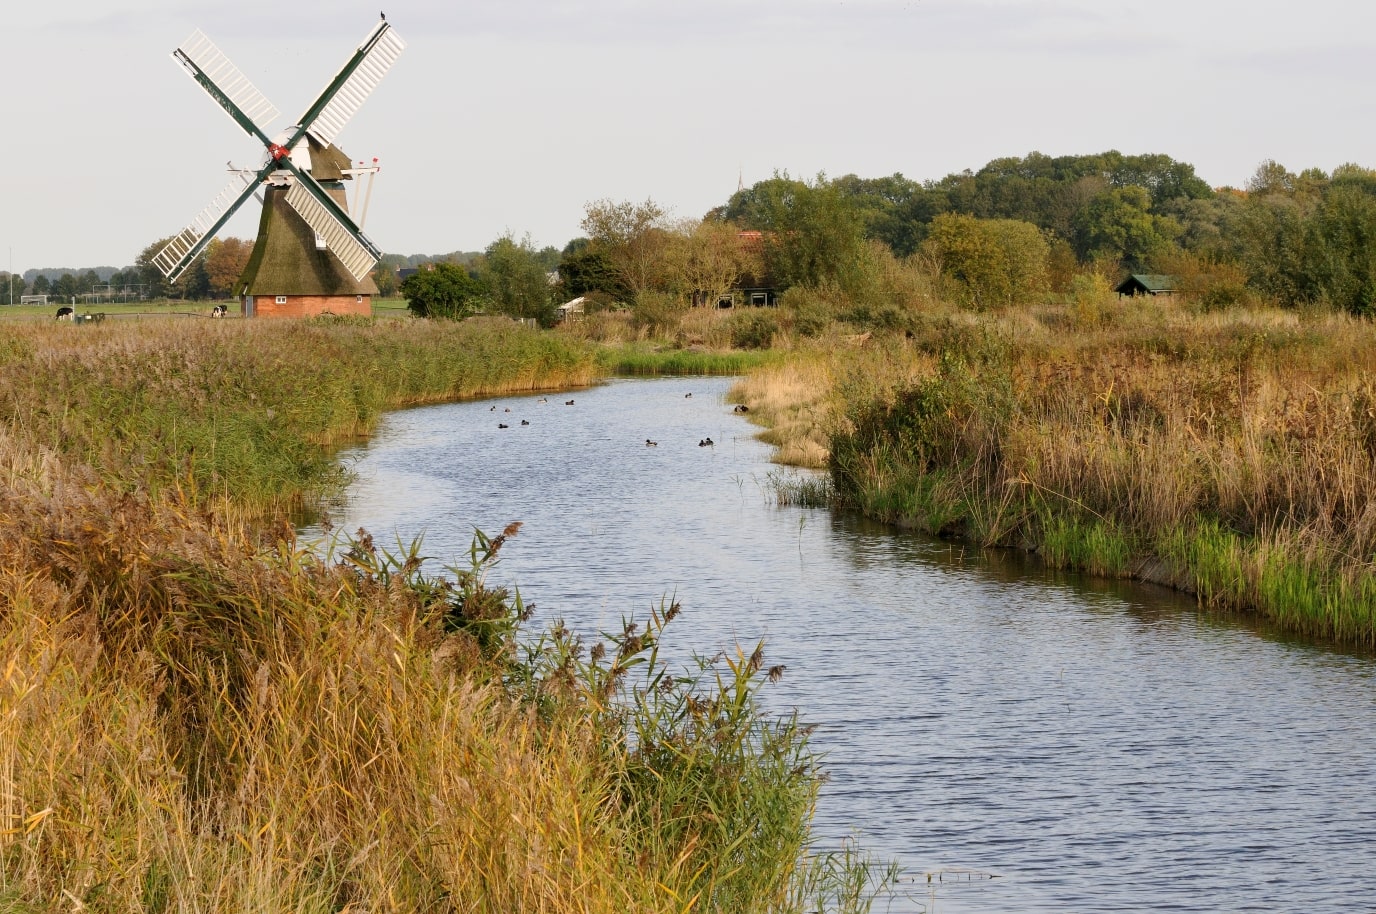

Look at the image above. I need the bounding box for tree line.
[17,149,1376,317]
[522,150,1376,318]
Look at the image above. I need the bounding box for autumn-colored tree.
[922,213,1049,307]
[203,237,253,298]
[580,198,669,295]
[659,218,762,304]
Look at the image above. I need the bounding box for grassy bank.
[597,344,778,376]
[0,316,598,512]
[0,317,882,911]
[732,302,1376,649]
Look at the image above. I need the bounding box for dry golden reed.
[750,300,1376,647]
[0,317,887,912]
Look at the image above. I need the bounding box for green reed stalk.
[0,316,895,912]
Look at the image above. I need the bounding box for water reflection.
[305,376,1376,914]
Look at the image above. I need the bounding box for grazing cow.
[55,307,74,321]
[211,304,228,318]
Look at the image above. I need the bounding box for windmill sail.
[153,172,260,280]
[283,181,381,282]
[157,18,402,306]
[296,21,405,148]
[174,30,279,141]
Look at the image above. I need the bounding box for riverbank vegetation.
[522,151,1376,649]
[0,317,888,911]
[717,296,1376,649]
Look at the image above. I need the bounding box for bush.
[777,286,836,338]
[630,290,682,337]
[1067,271,1119,327]
[730,309,780,349]
[401,262,487,319]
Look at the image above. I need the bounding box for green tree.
[1,272,24,303]
[135,238,174,299]
[372,266,399,297]
[31,275,50,296]
[580,198,669,295]
[922,213,1049,307]
[480,233,555,325]
[557,239,632,303]
[52,273,80,302]
[177,259,211,300]
[741,173,874,295]
[1304,181,1376,313]
[659,218,761,305]
[1232,194,1311,305]
[1072,185,1179,267]
[400,262,487,319]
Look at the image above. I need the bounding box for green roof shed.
[1115,274,1179,296]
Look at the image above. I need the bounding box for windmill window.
[275,295,287,304]
[357,295,363,304]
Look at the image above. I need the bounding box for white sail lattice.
[283,182,378,282]
[304,25,406,147]
[176,30,280,130]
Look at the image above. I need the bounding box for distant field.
[0,297,413,321]
[372,296,410,316]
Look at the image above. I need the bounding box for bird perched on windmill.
[153,18,405,317]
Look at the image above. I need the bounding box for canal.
[304,376,1376,913]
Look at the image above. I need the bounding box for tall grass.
[0,316,893,911]
[0,316,597,511]
[597,345,776,377]
[738,302,1376,647]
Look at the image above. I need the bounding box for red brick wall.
[244,295,372,318]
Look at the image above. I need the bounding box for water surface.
[307,376,1376,913]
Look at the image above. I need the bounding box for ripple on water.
[305,376,1376,914]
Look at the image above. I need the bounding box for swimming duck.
[646,439,658,447]
[497,423,509,429]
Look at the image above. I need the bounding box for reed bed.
[0,316,597,512]
[740,303,1376,648]
[0,317,886,912]
[596,345,776,377]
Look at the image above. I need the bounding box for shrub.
[778,285,837,338]
[630,290,682,337]
[400,262,487,319]
[1067,270,1120,327]
[730,309,781,349]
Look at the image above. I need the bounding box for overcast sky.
[7,0,1376,271]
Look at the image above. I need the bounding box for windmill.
[153,18,405,317]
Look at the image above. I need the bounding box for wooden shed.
[1115,274,1179,297]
